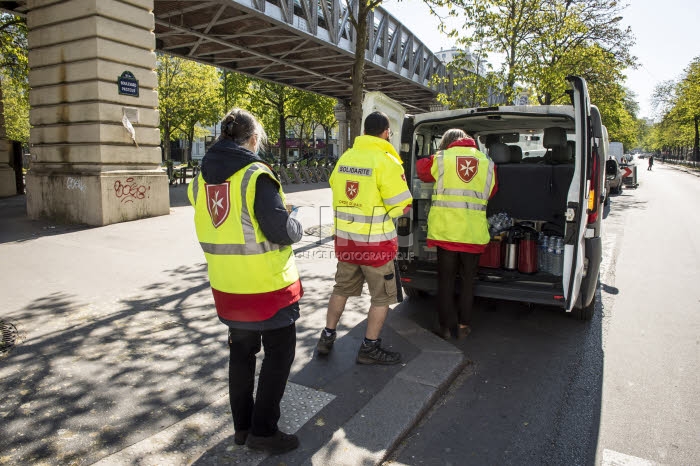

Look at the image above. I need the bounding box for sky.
[381,0,700,119]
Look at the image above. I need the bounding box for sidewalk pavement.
[0,183,464,466]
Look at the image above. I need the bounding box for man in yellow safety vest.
[316,111,413,365]
[188,109,302,454]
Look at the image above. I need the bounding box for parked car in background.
[605,157,623,204]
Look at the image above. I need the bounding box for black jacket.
[201,139,302,245]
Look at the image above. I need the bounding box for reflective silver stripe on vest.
[436,150,445,193]
[431,200,487,211]
[192,174,199,204]
[433,188,488,200]
[240,166,259,246]
[383,189,412,205]
[335,210,389,224]
[484,160,494,196]
[199,241,281,255]
[335,229,397,242]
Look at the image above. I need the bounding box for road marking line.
[602,448,662,466]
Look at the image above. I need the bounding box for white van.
[366,76,606,320]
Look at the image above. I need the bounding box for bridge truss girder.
[153,0,446,112]
[2,0,448,112]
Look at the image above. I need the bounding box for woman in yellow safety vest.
[187,109,302,454]
[416,129,497,340]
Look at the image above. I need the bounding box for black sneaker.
[246,430,299,454]
[234,430,248,445]
[316,330,336,355]
[356,339,402,365]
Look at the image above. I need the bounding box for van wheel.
[403,286,426,299]
[571,298,596,321]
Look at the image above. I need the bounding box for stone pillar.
[25,0,168,226]
[334,101,351,155]
[0,95,16,197]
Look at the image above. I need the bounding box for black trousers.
[437,248,480,329]
[227,323,296,436]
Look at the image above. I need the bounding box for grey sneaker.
[356,339,401,365]
[316,330,336,355]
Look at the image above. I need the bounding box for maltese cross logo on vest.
[206,182,231,228]
[345,180,359,200]
[456,156,479,183]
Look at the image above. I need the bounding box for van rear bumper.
[399,267,566,308]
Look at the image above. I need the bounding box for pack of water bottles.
[487,212,513,237]
[538,234,564,276]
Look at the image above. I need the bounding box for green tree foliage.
[289,92,338,150]
[647,57,700,159]
[247,82,307,165]
[525,1,635,105]
[0,13,28,144]
[1,73,29,143]
[427,0,546,104]
[425,0,638,144]
[437,49,503,108]
[221,72,336,163]
[157,55,222,161]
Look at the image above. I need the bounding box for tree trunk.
[279,112,287,165]
[694,115,699,163]
[323,125,331,157]
[163,126,171,161]
[187,127,194,162]
[349,2,369,146]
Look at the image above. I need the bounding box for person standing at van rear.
[415,129,497,339]
[188,109,303,454]
[316,111,413,365]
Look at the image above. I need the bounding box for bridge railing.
[238,0,447,92]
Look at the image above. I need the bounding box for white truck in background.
[609,142,624,163]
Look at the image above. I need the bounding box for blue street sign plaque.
[118,71,139,97]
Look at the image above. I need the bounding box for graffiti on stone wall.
[114,177,150,204]
[66,177,86,193]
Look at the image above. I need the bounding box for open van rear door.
[362,92,407,150]
[565,76,591,312]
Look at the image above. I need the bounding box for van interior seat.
[509,145,523,163]
[488,131,575,229]
[489,142,511,164]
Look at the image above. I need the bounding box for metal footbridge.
[5,0,447,112]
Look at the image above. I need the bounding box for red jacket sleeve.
[416,156,436,183]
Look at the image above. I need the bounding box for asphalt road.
[386,162,700,466]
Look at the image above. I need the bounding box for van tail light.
[587,145,600,224]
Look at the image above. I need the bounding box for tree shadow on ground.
[0,263,226,465]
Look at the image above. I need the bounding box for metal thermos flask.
[504,231,519,270]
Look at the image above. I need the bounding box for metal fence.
[171,162,333,186]
[271,162,333,185]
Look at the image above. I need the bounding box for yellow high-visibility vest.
[427,146,495,246]
[188,162,300,320]
[330,135,413,244]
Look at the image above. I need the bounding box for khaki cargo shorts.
[332,260,398,306]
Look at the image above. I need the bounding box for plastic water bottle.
[553,238,563,276]
[546,237,555,274]
[538,236,548,272]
